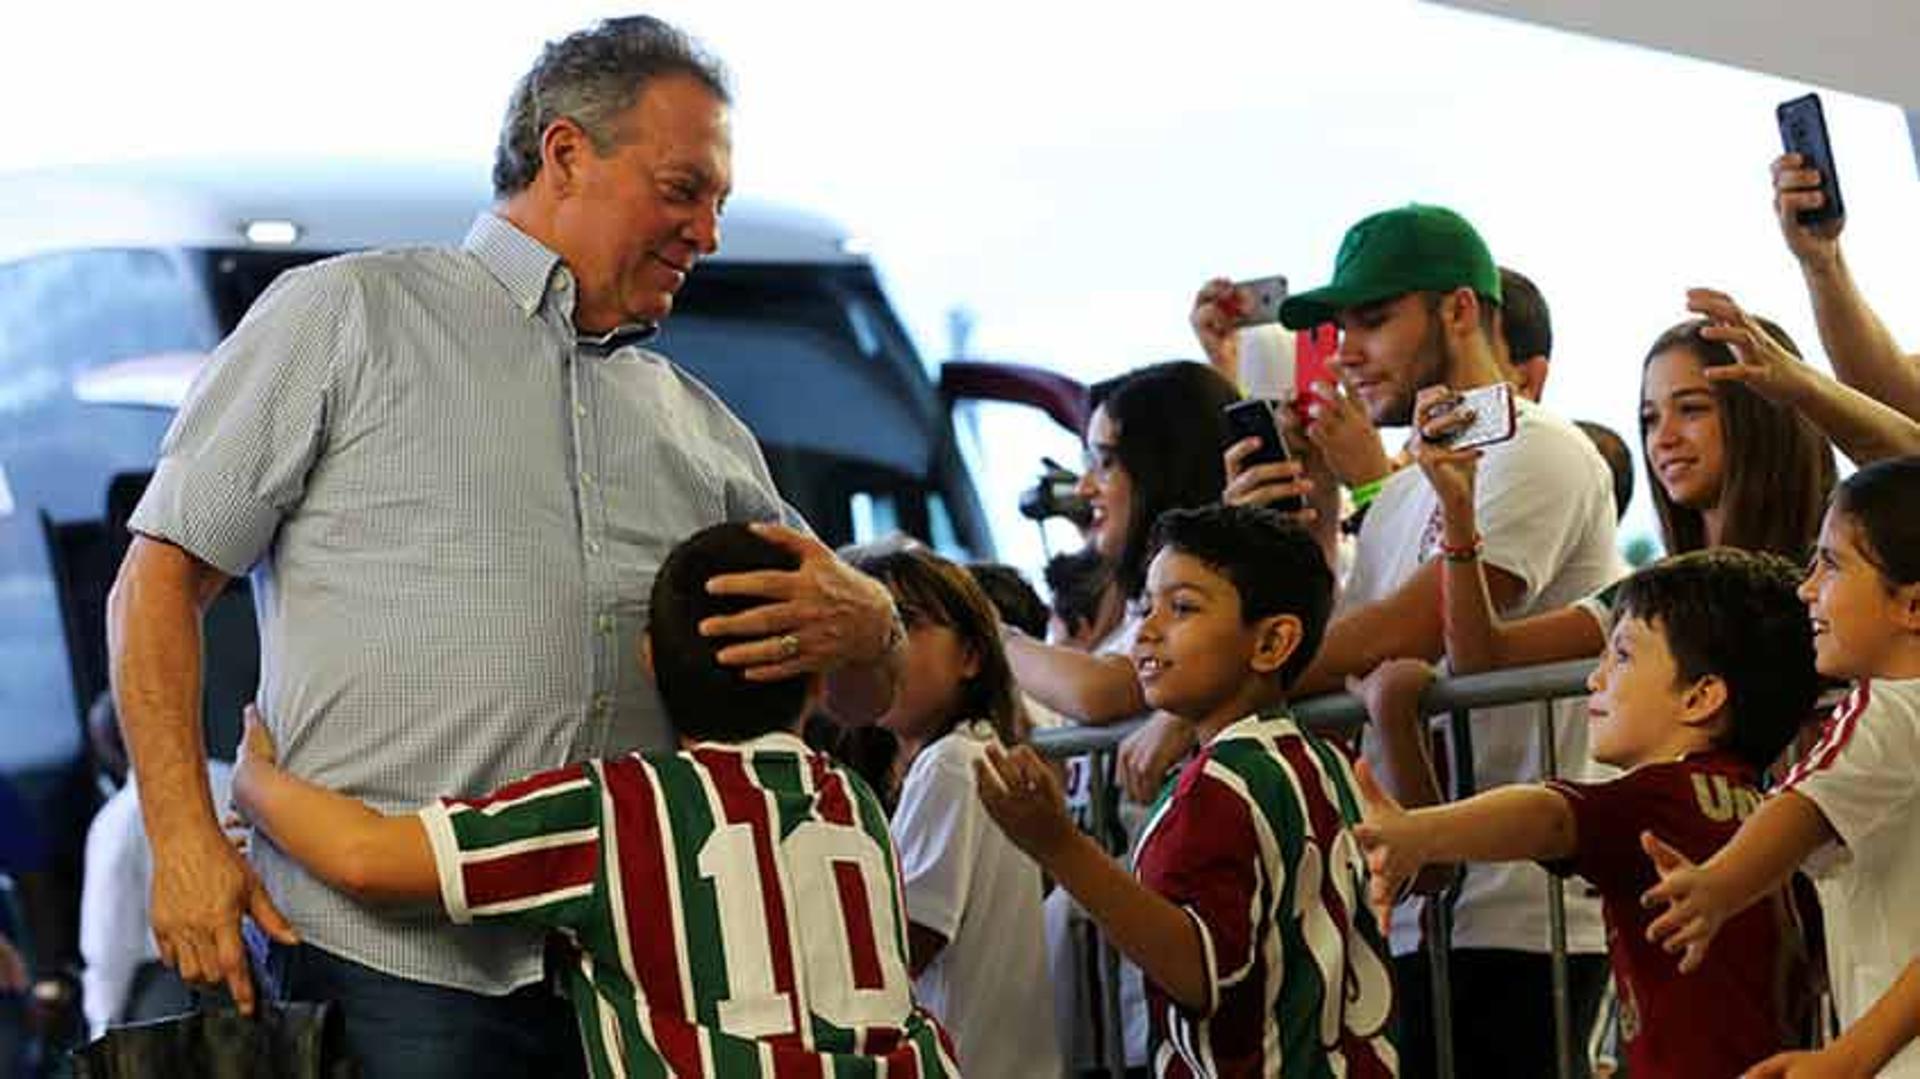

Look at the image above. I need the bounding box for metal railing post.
[1539,698,1575,1079]
[1086,747,1128,1077]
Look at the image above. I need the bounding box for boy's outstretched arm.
[230,708,438,904]
[1745,956,1920,1078]
[1351,760,1576,916]
[974,743,1210,1011]
[1641,789,1834,974]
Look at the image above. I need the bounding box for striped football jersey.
[417,731,959,1078]
[1133,712,1397,1078]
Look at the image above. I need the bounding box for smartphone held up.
[1427,383,1517,451]
[1222,397,1305,514]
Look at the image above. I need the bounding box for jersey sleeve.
[416,761,604,930]
[890,744,980,941]
[128,264,365,577]
[1543,770,1662,890]
[1782,683,1920,872]
[1135,767,1267,1018]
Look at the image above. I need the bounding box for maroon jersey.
[1545,752,1811,1078]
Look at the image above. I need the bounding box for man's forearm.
[1802,254,1920,419]
[107,540,225,845]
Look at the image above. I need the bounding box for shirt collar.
[462,212,658,350]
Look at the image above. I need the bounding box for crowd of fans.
[9,14,1920,1079]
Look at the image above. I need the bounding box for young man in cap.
[1227,205,1625,1078]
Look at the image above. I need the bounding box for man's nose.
[687,201,722,256]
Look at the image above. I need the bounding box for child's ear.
[1678,674,1730,731]
[1249,614,1305,676]
[640,631,657,682]
[1896,582,1920,634]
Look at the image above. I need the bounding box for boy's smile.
[1133,549,1295,738]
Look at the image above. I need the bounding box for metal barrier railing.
[1028,658,1603,1079]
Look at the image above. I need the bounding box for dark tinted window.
[0,249,222,769]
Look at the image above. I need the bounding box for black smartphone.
[1222,398,1303,513]
[1777,93,1845,225]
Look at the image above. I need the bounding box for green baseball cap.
[1278,204,1502,330]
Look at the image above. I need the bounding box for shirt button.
[574,403,587,419]
[597,614,615,635]
[593,695,611,716]
[579,471,594,487]
[587,540,602,555]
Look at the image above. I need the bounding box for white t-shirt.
[1345,396,1624,956]
[1782,678,1920,1078]
[892,722,1062,1079]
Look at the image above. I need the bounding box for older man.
[106,17,902,1078]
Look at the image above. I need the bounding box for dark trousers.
[265,943,586,1079]
[1393,948,1610,1079]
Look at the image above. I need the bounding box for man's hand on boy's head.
[1639,831,1725,975]
[974,743,1078,864]
[1349,760,1426,926]
[701,523,902,682]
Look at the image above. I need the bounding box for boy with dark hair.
[231,523,956,1078]
[1353,548,1819,1078]
[978,504,1397,1077]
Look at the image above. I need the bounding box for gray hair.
[492,16,730,198]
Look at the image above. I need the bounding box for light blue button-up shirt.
[131,213,798,992]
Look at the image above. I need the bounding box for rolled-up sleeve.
[129,264,364,576]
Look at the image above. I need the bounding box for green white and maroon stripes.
[428,736,959,1078]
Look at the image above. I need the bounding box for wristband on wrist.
[1349,477,1385,511]
[1440,536,1483,563]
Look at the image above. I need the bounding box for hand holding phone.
[1776,93,1845,227]
[1230,275,1288,327]
[1426,383,1516,451]
[1222,398,1305,513]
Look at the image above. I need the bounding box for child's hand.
[1640,831,1728,974]
[1743,1046,1869,1078]
[239,704,278,766]
[1350,760,1426,928]
[975,743,1077,865]
[1409,385,1483,521]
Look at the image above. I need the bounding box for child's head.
[965,561,1050,639]
[1043,546,1113,647]
[1587,548,1816,771]
[1802,457,1920,681]
[847,545,1022,747]
[646,523,811,742]
[1134,504,1333,725]
[1639,317,1835,559]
